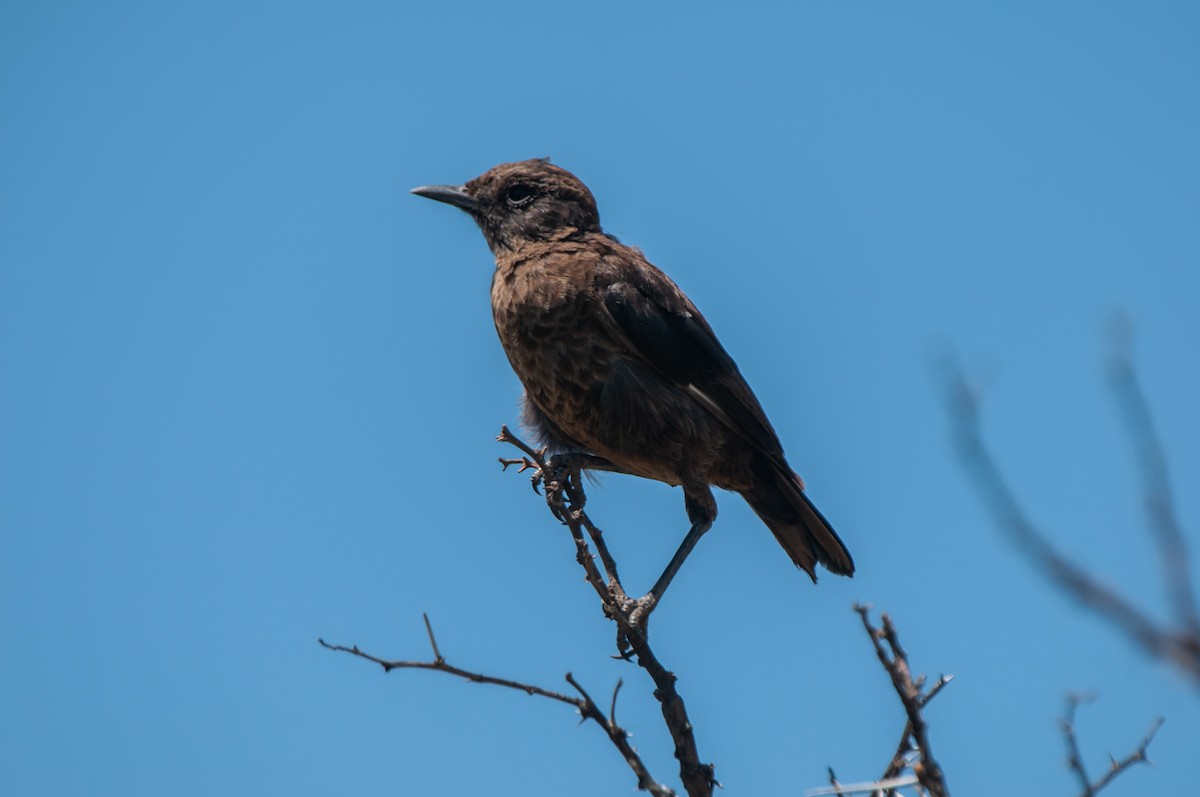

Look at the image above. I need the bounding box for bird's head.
[412,159,601,253]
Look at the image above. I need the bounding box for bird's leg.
[626,487,716,628]
[545,452,624,474]
[542,452,626,510]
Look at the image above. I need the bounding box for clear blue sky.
[3,3,1198,795]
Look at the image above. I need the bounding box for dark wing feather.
[600,254,855,579]
[601,270,784,459]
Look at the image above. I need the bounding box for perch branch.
[498,426,717,797]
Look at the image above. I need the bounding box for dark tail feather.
[741,459,855,581]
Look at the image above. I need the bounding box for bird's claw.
[609,593,657,658]
[538,456,590,522]
[547,455,590,509]
[625,594,657,629]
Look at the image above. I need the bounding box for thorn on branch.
[1061,692,1162,796]
[422,612,444,664]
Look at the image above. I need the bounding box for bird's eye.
[505,184,537,206]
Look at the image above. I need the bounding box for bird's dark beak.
[410,184,479,212]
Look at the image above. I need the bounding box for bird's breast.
[490,251,634,449]
[493,271,613,412]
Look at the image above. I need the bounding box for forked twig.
[319,615,675,797]
[1061,692,1162,797]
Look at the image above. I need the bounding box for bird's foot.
[542,454,589,515]
[610,593,657,658]
[496,446,586,512]
[500,449,623,516]
[625,593,658,627]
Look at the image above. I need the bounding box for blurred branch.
[941,334,1200,684]
[1061,692,1162,796]
[498,426,717,797]
[1108,321,1200,652]
[819,606,952,797]
[319,614,675,797]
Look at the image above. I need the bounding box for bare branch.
[875,671,953,796]
[319,622,675,797]
[1109,322,1200,649]
[853,605,951,797]
[1060,692,1162,797]
[498,426,718,797]
[564,673,675,796]
[942,358,1200,683]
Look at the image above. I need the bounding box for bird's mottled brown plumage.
[413,159,853,596]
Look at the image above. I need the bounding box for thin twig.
[878,673,953,794]
[319,620,675,797]
[318,637,578,703]
[579,512,627,600]
[422,612,443,662]
[1060,692,1162,797]
[610,678,624,727]
[565,673,675,797]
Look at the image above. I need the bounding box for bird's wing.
[600,262,785,459]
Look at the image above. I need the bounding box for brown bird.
[412,159,853,618]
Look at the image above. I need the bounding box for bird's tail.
[740,457,855,581]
